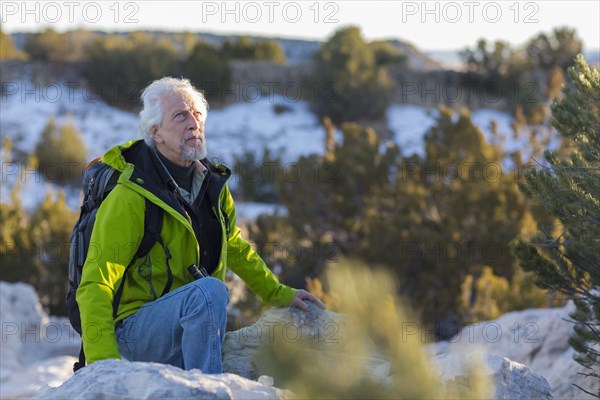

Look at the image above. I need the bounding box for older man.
[76,77,323,373]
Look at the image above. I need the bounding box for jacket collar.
[102,140,231,216]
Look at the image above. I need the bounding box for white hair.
[138,77,209,147]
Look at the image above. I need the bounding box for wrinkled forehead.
[160,91,207,120]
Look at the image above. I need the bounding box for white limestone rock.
[222,301,355,379]
[1,355,77,399]
[0,281,50,379]
[34,359,288,400]
[0,282,80,398]
[222,302,391,383]
[430,303,599,398]
[433,352,552,400]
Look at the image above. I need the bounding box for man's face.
[151,92,207,167]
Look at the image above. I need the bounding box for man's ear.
[150,126,163,144]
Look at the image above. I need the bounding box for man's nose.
[188,115,201,130]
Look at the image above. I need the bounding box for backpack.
[66,159,168,372]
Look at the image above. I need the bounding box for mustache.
[184,131,205,141]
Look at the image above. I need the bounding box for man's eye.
[174,112,187,121]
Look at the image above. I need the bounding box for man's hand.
[289,289,326,311]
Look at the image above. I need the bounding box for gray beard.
[181,143,207,161]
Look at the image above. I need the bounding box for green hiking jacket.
[77,140,296,364]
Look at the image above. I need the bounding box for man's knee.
[191,277,229,308]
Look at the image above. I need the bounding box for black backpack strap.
[73,344,86,372]
[112,198,171,319]
[155,231,174,297]
[82,164,119,213]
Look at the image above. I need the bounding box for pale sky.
[1,1,599,51]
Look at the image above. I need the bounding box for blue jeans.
[115,277,229,373]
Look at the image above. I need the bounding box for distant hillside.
[8,30,597,69]
[425,48,600,70]
[424,50,465,70]
[192,33,322,64]
[8,31,443,69]
[385,39,444,71]
[8,31,321,64]
[203,34,444,70]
